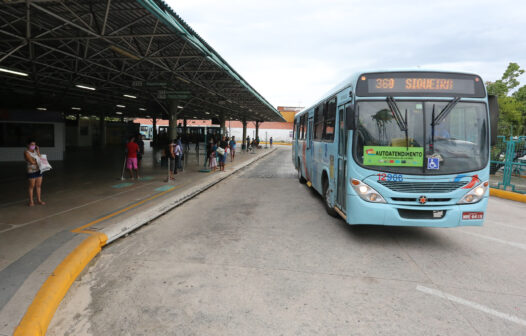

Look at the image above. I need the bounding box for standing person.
[209,141,217,171]
[229,136,236,161]
[135,134,145,171]
[218,136,228,171]
[168,139,175,180]
[246,136,250,152]
[24,139,45,206]
[205,138,214,168]
[176,137,183,170]
[172,138,182,176]
[126,136,140,179]
[270,137,273,148]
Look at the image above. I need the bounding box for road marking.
[417,285,526,327]
[494,223,526,232]
[459,230,526,251]
[155,185,176,191]
[72,183,185,233]
[112,182,134,188]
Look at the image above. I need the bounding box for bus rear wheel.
[298,161,306,184]
[323,179,338,217]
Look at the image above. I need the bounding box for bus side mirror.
[346,105,356,130]
[488,95,499,146]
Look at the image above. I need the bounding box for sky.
[166,0,526,108]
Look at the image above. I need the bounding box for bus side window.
[314,105,324,140]
[323,97,336,141]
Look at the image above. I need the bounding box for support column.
[169,101,179,141]
[242,120,247,149]
[99,111,106,148]
[219,115,226,136]
[255,121,260,141]
[183,118,187,136]
[152,115,157,144]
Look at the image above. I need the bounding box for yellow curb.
[490,188,526,203]
[13,232,107,336]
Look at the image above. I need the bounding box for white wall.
[0,121,65,162]
[228,127,293,143]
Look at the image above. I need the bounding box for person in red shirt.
[126,136,140,179]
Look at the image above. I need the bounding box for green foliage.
[487,62,526,136]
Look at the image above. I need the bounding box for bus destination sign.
[356,72,485,97]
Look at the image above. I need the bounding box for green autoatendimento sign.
[363,146,424,167]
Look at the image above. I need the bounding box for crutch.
[120,152,127,180]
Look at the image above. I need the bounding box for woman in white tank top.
[24,139,45,206]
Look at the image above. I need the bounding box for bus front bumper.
[346,195,488,227]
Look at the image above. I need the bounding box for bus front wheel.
[323,179,338,217]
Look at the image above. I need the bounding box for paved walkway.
[0,142,273,335]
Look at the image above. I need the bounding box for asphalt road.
[49,147,526,336]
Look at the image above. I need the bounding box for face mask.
[29,145,36,150]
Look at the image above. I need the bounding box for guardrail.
[490,135,526,193]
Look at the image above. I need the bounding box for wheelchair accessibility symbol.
[427,157,440,170]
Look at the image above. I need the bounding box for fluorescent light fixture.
[116,104,125,108]
[177,105,183,109]
[193,116,197,119]
[0,67,28,77]
[71,107,81,111]
[75,84,96,91]
[145,115,151,118]
[36,107,47,111]
[123,94,137,99]
[116,111,123,115]
[139,108,146,111]
[205,111,210,115]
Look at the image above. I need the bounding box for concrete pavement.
[0,142,275,335]
[48,148,526,336]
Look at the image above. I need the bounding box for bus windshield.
[354,101,489,175]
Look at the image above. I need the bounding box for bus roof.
[295,69,483,118]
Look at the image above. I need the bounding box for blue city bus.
[293,70,499,227]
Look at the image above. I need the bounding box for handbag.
[36,154,52,173]
[216,147,225,156]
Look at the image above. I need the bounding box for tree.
[486,62,526,136]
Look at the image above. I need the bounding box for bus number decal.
[378,173,403,182]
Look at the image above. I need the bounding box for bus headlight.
[351,179,386,203]
[458,181,489,204]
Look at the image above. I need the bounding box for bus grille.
[379,181,466,193]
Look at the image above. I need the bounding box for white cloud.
[166,0,526,106]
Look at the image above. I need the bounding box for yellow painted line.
[72,184,184,233]
[13,232,108,336]
[490,188,526,203]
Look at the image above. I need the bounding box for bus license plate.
[462,212,484,220]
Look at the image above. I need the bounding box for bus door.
[336,104,348,211]
[306,116,314,179]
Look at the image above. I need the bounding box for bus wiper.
[432,97,460,126]
[386,96,409,148]
[386,96,407,132]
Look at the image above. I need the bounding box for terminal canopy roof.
[0,0,284,122]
